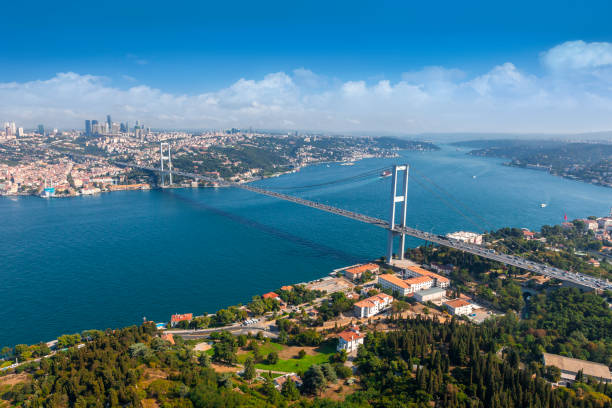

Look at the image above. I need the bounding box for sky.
[2,0,612,133]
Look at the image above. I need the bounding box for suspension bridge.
[114,157,612,292]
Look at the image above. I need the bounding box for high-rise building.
[106,115,112,130]
[85,120,92,136]
[37,124,44,135]
[16,127,24,137]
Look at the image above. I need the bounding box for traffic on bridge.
[115,161,612,292]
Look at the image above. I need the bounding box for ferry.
[380,170,392,178]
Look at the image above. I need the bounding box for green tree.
[302,364,327,395]
[266,351,279,365]
[281,378,300,401]
[243,356,256,381]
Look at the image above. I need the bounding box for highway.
[117,163,612,292]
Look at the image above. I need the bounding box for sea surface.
[1,145,611,347]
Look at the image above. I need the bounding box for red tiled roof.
[171,313,193,322]
[405,276,433,285]
[345,263,380,275]
[407,265,449,283]
[445,299,470,308]
[263,292,280,299]
[338,330,365,342]
[379,274,409,288]
[354,300,375,308]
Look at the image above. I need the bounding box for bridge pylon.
[160,142,172,186]
[386,164,409,262]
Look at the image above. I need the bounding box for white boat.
[540,203,547,208]
[340,162,355,166]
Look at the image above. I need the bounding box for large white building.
[378,274,414,296]
[354,293,394,318]
[414,287,446,302]
[337,326,365,352]
[403,265,450,288]
[444,299,473,316]
[446,231,483,245]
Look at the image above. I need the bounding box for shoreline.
[0,151,405,199]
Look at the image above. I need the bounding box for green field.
[238,341,336,373]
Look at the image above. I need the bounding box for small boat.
[472,175,477,179]
[540,203,547,208]
[380,170,392,178]
[340,162,355,166]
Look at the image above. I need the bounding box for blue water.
[1,146,610,347]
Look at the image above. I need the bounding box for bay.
[0,145,610,347]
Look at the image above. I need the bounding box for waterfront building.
[262,292,280,301]
[402,265,450,288]
[378,274,411,296]
[543,353,612,385]
[444,299,473,316]
[344,263,380,281]
[353,293,393,318]
[170,313,193,327]
[337,326,365,352]
[446,231,483,245]
[414,287,446,302]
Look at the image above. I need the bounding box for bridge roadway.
[118,163,612,291]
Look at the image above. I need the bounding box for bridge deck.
[117,163,611,291]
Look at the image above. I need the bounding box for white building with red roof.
[344,263,380,281]
[354,293,394,318]
[262,292,280,301]
[337,326,365,352]
[170,313,193,327]
[444,299,473,316]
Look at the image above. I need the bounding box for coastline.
[501,162,612,189]
[0,151,405,199]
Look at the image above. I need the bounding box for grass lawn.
[237,342,284,363]
[253,342,336,373]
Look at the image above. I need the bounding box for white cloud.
[541,40,612,71]
[3,41,612,133]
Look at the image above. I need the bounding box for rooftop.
[444,299,471,308]
[345,263,380,275]
[415,287,447,296]
[338,330,366,342]
[378,274,409,289]
[405,275,433,285]
[170,313,193,322]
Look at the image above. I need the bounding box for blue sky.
[2,0,612,132]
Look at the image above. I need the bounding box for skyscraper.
[37,124,44,135]
[85,120,92,136]
[106,115,112,130]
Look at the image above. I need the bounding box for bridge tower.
[160,142,173,186]
[386,164,409,262]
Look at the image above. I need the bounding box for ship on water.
[380,170,392,178]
